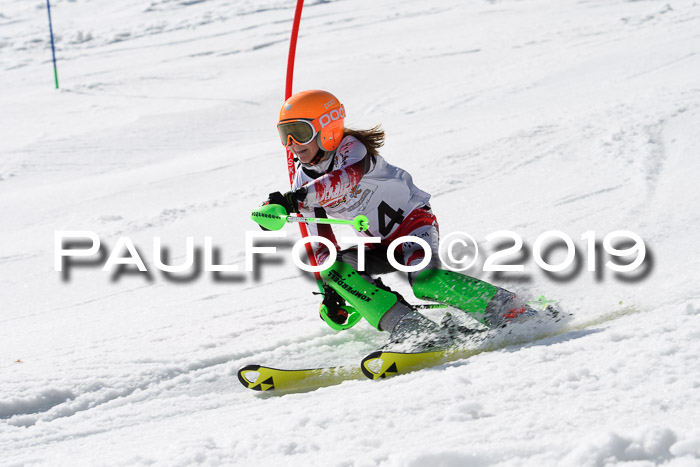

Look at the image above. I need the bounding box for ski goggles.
[277,119,319,147]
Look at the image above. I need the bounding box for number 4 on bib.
[377,201,405,236]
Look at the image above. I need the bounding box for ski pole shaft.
[251,204,369,232]
[285,215,369,232]
[414,304,448,310]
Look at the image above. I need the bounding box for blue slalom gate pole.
[46,0,59,89]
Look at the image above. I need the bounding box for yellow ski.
[239,307,639,389]
[237,364,364,393]
[360,306,640,380]
[360,347,484,380]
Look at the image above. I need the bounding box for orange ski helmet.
[278,90,346,151]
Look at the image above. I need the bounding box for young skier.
[264,90,541,349]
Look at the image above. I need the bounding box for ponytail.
[343,125,385,157]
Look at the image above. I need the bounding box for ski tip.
[360,350,384,380]
[237,365,265,391]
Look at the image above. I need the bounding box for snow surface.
[2,0,700,465]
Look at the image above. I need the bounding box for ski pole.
[284,214,370,232]
[251,202,367,330]
[251,204,370,232]
[415,304,448,310]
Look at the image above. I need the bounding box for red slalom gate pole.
[283,0,322,283]
[285,1,303,107]
[281,0,364,331]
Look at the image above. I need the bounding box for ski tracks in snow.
[3,0,700,464]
